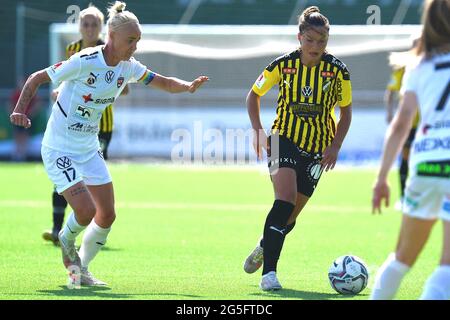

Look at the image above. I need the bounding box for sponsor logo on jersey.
[331,57,347,69]
[301,86,313,98]
[321,71,335,78]
[50,62,63,73]
[255,73,267,89]
[289,102,323,118]
[282,67,297,74]
[68,122,98,134]
[75,105,94,119]
[105,70,115,84]
[70,122,84,130]
[422,124,432,135]
[337,78,343,101]
[117,76,124,88]
[56,156,72,169]
[414,137,450,153]
[86,73,98,88]
[80,51,99,60]
[82,93,93,103]
[269,157,297,167]
[422,121,450,135]
[94,97,115,104]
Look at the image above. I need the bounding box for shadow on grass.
[36,286,202,299]
[249,287,369,300]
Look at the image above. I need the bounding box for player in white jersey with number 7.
[10,1,208,286]
[371,0,450,300]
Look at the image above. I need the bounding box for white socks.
[370,253,410,300]
[61,212,86,243]
[79,221,111,269]
[420,265,450,300]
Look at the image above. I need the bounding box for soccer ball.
[328,255,369,295]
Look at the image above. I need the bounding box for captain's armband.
[138,70,156,85]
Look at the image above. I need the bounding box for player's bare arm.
[321,104,352,171]
[10,70,51,128]
[247,89,268,160]
[147,73,209,94]
[372,92,418,214]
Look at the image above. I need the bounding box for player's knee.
[276,192,296,205]
[99,210,116,227]
[75,204,96,222]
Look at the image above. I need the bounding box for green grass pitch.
[0,163,442,300]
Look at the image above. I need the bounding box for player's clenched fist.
[10,112,31,129]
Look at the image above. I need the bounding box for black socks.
[262,199,295,275]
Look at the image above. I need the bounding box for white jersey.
[401,52,450,169]
[43,45,147,159]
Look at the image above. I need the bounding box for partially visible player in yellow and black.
[42,4,129,245]
[385,38,420,210]
[244,6,352,291]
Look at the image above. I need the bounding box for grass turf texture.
[0,163,442,300]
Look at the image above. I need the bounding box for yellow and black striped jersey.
[252,50,352,154]
[66,39,113,134]
[387,66,420,129]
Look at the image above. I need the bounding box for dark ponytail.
[298,6,330,34]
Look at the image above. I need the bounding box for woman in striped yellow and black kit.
[244,6,352,291]
[42,4,129,244]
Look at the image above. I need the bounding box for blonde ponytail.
[106,1,139,32]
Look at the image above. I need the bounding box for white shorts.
[41,146,112,194]
[403,173,450,222]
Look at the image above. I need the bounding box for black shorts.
[98,131,112,160]
[267,135,324,197]
[403,128,417,149]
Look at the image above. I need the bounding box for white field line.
[0,200,370,213]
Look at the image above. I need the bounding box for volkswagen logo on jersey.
[56,156,72,169]
[302,86,313,98]
[117,76,124,88]
[105,70,115,84]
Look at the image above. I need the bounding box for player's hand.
[252,129,269,161]
[372,179,390,214]
[51,89,59,102]
[321,143,339,171]
[9,112,31,129]
[188,76,209,93]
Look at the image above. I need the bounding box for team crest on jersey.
[322,81,331,93]
[117,76,124,88]
[105,70,115,84]
[302,86,313,98]
[282,68,297,74]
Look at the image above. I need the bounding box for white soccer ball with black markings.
[328,255,369,295]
